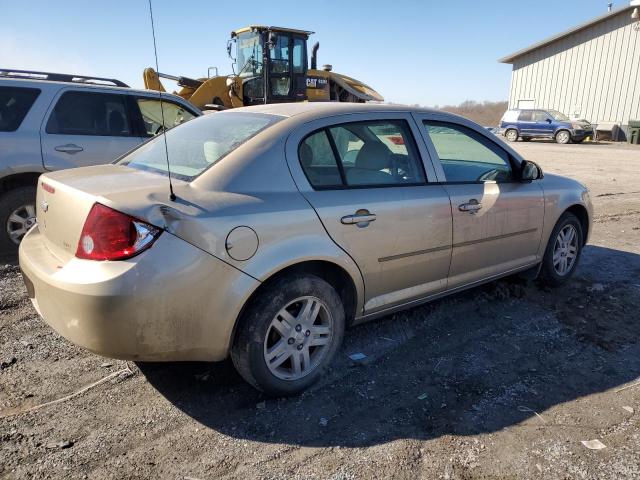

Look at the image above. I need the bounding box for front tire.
[231,274,345,396]
[505,129,519,142]
[555,130,571,144]
[540,212,584,286]
[0,186,37,255]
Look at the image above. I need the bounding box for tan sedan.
[19,103,592,396]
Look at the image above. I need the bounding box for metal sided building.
[499,1,640,139]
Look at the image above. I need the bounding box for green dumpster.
[629,120,640,144]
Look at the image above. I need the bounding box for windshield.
[120,112,281,181]
[236,32,263,78]
[548,110,570,121]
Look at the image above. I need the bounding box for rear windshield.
[120,112,281,180]
[0,86,40,132]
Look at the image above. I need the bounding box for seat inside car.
[346,142,392,185]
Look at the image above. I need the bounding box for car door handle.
[54,144,84,154]
[341,212,377,225]
[458,200,482,213]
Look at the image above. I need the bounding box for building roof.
[498,4,636,63]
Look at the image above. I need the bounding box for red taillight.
[41,182,55,194]
[75,203,161,261]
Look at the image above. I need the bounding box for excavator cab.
[229,26,311,105]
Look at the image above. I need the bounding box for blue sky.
[1,0,622,106]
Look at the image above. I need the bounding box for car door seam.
[282,129,368,313]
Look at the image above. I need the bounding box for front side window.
[46,91,132,136]
[137,98,196,136]
[533,111,550,122]
[299,120,426,189]
[121,112,280,180]
[423,121,512,183]
[0,86,40,132]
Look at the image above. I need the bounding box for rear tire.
[555,130,571,144]
[505,129,519,142]
[0,186,37,255]
[231,274,345,396]
[539,212,584,287]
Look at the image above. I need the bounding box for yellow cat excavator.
[143,25,383,110]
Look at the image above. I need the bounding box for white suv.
[0,69,200,254]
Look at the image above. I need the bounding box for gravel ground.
[1,140,639,479]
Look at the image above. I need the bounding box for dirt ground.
[1,139,640,480]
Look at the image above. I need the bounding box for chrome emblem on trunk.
[41,201,49,212]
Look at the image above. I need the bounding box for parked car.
[19,103,592,396]
[500,108,593,144]
[0,69,201,254]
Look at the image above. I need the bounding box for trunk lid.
[36,164,181,262]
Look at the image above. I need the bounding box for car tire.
[521,136,532,142]
[539,212,584,287]
[0,186,37,255]
[231,274,345,396]
[505,129,518,142]
[555,130,571,144]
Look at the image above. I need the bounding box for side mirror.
[267,32,278,49]
[546,118,552,123]
[226,39,235,60]
[521,160,543,181]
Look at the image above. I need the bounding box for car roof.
[227,102,442,118]
[0,76,187,101]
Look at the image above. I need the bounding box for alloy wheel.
[6,204,36,245]
[552,224,578,276]
[556,131,570,144]
[263,296,333,381]
[506,129,518,142]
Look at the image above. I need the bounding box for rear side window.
[501,110,519,122]
[0,86,40,132]
[518,111,533,121]
[46,91,132,136]
[136,98,196,136]
[299,120,426,189]
[299,130,343,187]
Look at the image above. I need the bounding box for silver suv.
[0,69,200,254]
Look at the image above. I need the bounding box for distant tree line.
[385,100,509,126]
[435,100,508,127]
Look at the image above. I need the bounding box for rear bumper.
[19,226,259,362]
